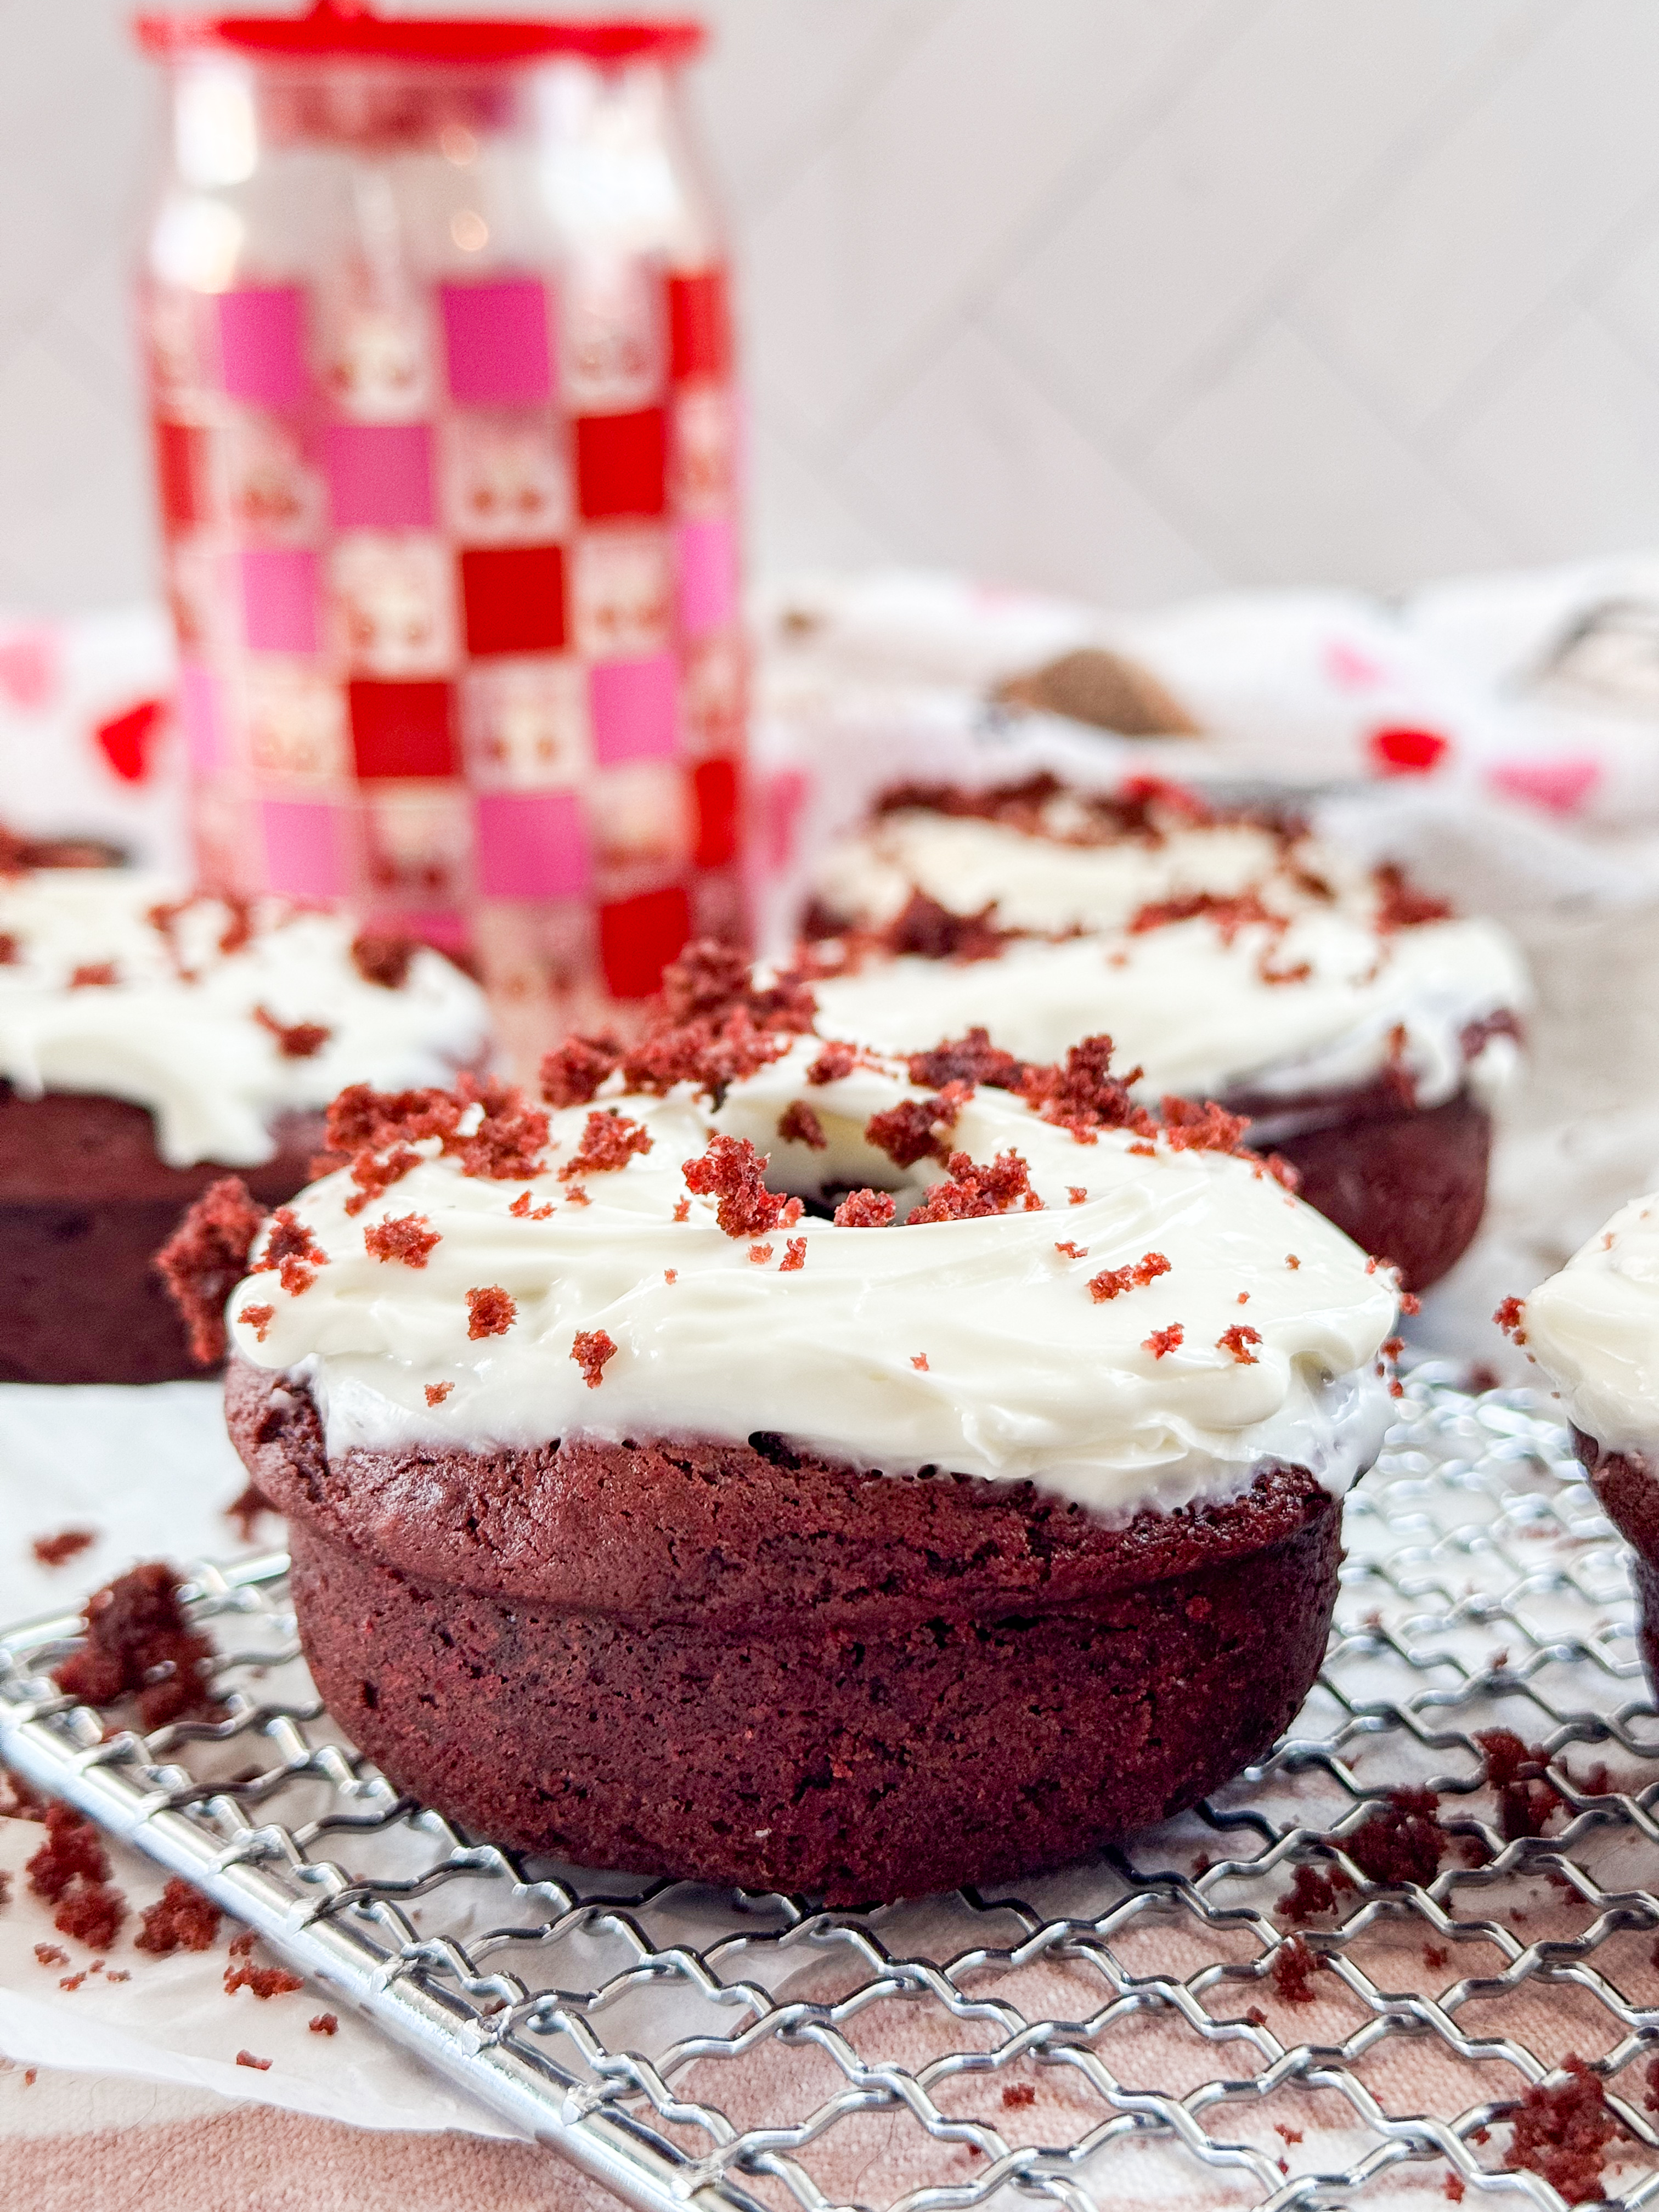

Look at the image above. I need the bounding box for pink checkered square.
[440,281,553,407]
[676,517,736,639]
[259,797,352,897]
[588,652,678,766]
[177,661,228,772]
[217,288,309,407]
[324,424,435,529]
[239,549,319,654]
[473,789,591,899]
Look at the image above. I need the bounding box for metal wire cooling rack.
[3,1366,1659,2212]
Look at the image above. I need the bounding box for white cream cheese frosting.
[1516,1194,1659,1454]
[226,1037,1400,1517]
[815,806,1304,938]
[809,803,1528,1111]
[0,870,491,1169]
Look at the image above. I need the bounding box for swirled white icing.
[810,808,1528,1110]
[0,870,492,1169]
[227,1037,1399,1516]
[1517,1195,1659,1453]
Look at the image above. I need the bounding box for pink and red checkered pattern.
[151,260,745,1002]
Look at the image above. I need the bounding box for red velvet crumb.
[1504,2056,1616,2204]
[1054,1242,1087,1260]
[1068,1186,1087,1205]
[311,2012,338,2035]
[349,932,415,989]
[466,1286,516,1339]
[215,898,255,956]
[907,1148,1042,1223]
[449,1077,551,1181]
[1129,888,1284,944]
[681,1133,803,1238]
[53,1874,127,1951]
[1344,1787,1444,1886]
[777,1099,827,1150]
[539,1033,624,1109]
[31,1529,95,1568]
[881,889,1009,962]
[1286,1254,1301,1270]
[1160,1094,1252,1155]
[1282,1865,1353,1923]
[1476,1729,1561,1841]
[253,1005,331,1059]
[1088,1252,1171,1302]
[572,1329,618,1389]
[54,1562,215,1729]
[363,1213,440,1267]
[833,1189,896,1228]
[906,1029,1026,1092]
[136,1877,222,1955]
[1001,2083,1035,2110]
[560,1108,652,1181]
[911,1353,929,1371]
[69,961,117,989]
[864,1084,970,1168]
[1142,1324,1184,1359]
[250,1206,329,1296]
[659,939,816,1034]
[1271,1934,1319,2004]
[225,1950,304,1999]
[1493,1296,1527,1344]
[1218,1324,1262,1364]
[425,1382,453,1407]
[1019,1035,1153,1143]
[326,1076,549,1190]
[26,1803,108,1901]
[236,2051,272,2072]
[1374,864,1454,932]
[34,1944,68,1967]
[156,1177,268,1367]
[749,1242,774,1264]
[1444,2178,1464,2203]
[780,1238,806,1272]
[806,1043,856,1086]
[673,1198,691,1222]
[236,1304,274,1343]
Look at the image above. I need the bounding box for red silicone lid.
[134,2,705,66]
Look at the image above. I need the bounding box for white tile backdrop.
[13,0,1659,612]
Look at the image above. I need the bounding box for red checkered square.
[668,270,731,382]
[690,756,741,868]
[574,409,667,521]
[599,882,690,1000]
[459,544,567,658]
[156,420,215,530]
[348,680,458,780]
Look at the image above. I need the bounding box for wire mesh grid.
[3,1365,1659,2212]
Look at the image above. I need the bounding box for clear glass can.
[135,4,746,1063]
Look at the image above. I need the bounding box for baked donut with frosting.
[198,950,1400,1900]
[806,776,1530,1292]
[1505,1199,1659,1697]
[0,864,489,1384]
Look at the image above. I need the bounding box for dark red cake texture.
[1572,1430,1659,1700]
[0,1087,320,1384]
[228,1358,1342,1904]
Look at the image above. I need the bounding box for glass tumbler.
[135,3,746,1064]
